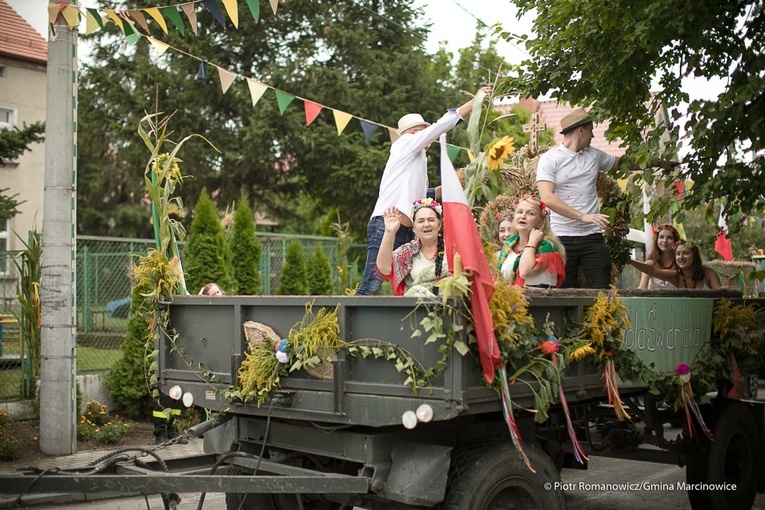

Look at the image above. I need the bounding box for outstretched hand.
[582,213,610,230]
[382,206,401,233]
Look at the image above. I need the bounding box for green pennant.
[274,90,295,115]
[126,32,142,45]
[160,6,185,35]
[121,18,135,37]
[245,0,259,22]
[446,144,461,163]
[86,8,104,28]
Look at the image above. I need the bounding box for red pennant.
[304,101,323,126]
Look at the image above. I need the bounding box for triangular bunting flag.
[60,5,80,29]
[446,144,461,163]
[86,8,104,28]
[144,7,168,34]
[359,120,379,143]
[85,10,103,35]
[333,110,353,135]
[126,32,142,45]
[201,0,227,28]
[304,101,323,126]
[127,10,149,32]
[181,3,198,36]
[269,0,279,15]
[274,90,295,115]
[217,66,238,94]
[120,17,136,37]
[160,6,185,35]
[220,0,239,28]
[147,37,170,55]
[388,127,400,142]
[246,79,268,106]
[48,3,64,27]
[245,0,260,22]
[104,10,124,33]
[196,61,207,85]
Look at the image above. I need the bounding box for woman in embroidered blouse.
[637,224,681,289]
[497,195,566,288]
[630,240,722,289]
[377,198,447,297]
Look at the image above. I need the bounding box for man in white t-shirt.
[356,87,491,295]
[536,107,617,288]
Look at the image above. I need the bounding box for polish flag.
[439,134,501,383]
[715,204,734,262]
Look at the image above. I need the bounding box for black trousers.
[558,233,612,289]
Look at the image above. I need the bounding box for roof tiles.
[0,0,47,65]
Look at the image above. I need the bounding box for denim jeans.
[559,233,612,289]
[356,216,414,295]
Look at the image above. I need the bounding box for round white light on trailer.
[182,392,194,408]
[168,385,182,400]
[416,404,434,423]
[402,410,418,430]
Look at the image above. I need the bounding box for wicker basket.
[304,348,338,381]
[243,321,281,351]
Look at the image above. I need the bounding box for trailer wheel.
[438,439,564,510]
[225,467,342,510]
[686,401,759,510]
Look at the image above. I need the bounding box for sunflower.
[486,136,516,170]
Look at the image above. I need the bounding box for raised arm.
[376,207,401,277]
[537,181,610,230]
[629,259,677,285]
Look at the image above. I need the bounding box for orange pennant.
[269,0,279,15]
[217,67,238,94]
[127,10,150,32]
[304,101,323,126]
[181,3,198,36]
[246,78,268,106]
[332,110,353,135]
[144,7,168,34]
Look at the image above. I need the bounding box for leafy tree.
[228,195,262,295]
[184,189,229,294]
[307,244,334,295]
[503,0,764,225]
[277,240,308,295]
[0,122,44,222]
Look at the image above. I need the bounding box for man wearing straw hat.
[536,107,619,288]
[356,86,492,295]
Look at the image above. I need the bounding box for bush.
[307,245,334,295]
[83,400,108,426]
[0,438,20,461]
[276,240,308,295]
[75,400,132,445]
[77,421,96,441]
[228,195,262,294]
[98,418,131,445]
[0,408,7,429]
[184,189,230,294]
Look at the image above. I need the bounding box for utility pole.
[40,1,77,454]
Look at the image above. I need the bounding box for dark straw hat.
[560,107,593,134]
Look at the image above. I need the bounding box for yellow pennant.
[84,10,102,35]
[269,0,279,15]
[181,3,198,36]
[246,78,268,106]
[144,7,168,34]
[147,37,170,55]
[333,110,353,135]
[217,67,238,94]
[104,10,124,33]
[47,3,59,26]
[61,5,81,29]
[220,0,239,28]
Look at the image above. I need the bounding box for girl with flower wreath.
[497,194,566,288]
[377,198,448,297]
[630,240,722,289]
[637,224,681,289]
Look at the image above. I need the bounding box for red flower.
[676,363,690,375]
[540,340,558,355]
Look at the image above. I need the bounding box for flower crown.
[676,239,699,252]
[412,198,442,216]
[514,193,549,216]
[656,224,680,239]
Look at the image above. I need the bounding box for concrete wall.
[0,56,47,251]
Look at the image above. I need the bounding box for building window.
[0,108,14,128]
[0,66,5,78]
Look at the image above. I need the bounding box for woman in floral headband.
[497,194,566,288]
[637,224,681,289]
[377,198,447,297]
[630,240,722,289]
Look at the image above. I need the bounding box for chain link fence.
[0,234,365,401]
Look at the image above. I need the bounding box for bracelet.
[524,245,537,250]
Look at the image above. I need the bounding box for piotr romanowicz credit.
[550,482,738,492]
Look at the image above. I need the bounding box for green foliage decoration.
[307,245,334,295]
[228,195,262,295]
[184,189,231,295]
[276,240,308,295]
[12,229,42,385]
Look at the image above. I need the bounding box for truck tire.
[438,439,565,510]
[686,401,759,510]
[225,467,341,510]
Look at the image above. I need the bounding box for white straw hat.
[396,113,431,135]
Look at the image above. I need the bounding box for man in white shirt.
[356,87,491,295]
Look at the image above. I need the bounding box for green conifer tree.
[307,245,334,295]
[228,195,262,295]
[276,240,308,295]
[184,189,230,294]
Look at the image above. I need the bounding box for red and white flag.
[714,204,734,262]
[439,134,501,383]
